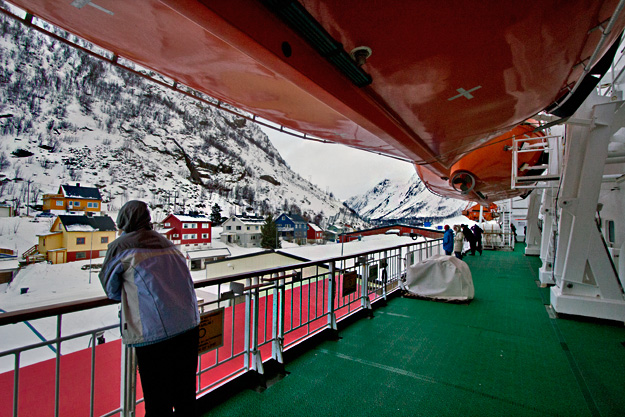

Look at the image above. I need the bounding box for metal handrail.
[1,237,442,417]
[0,239,440,326]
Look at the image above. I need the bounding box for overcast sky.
[262,127,416,200]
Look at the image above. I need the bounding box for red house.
[160,214,212,248]
[307,223,324,243]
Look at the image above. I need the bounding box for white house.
[220,215,265,248]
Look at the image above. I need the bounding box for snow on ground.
[279,234,428,261]
[0,215,53,256]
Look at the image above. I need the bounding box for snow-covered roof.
[60,184,102,200]
[66,224,97,232]
[0,259,20,271]
[308,223,323,232]
[224,215,265,225]
[186,248,231,260]
[58,215,116,232]
[36,231,63,237]
[167,214,211,222]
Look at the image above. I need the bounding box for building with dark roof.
[35,214,117,264]
[275,213,309,245]
[42,183,103,213]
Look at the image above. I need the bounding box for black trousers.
[135,327,200,417]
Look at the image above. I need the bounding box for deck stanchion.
[360,257,372,316]
[250,276,264,380]
[54,315,61,417]
[327,261,338,339]
[244,278,251,371]
[271,272,285,366]
[90,334,96,417]
[13,353,19,417]
[120,345,137,417]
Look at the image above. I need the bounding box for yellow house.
[42,184,103,213]
[37,215,117,264]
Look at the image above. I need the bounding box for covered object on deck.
[402,255,474,302]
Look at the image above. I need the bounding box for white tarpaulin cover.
[402,255,474,302]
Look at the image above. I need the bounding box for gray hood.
[116,200,152,233]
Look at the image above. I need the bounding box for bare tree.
[0,152,10,171]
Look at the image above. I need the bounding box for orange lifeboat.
[416,122,545,203]
[462,203,499,222]
[3,0,623,172]
[4,1,623,204]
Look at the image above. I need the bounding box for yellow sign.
[198,308,224,354]
[342,270,358,297]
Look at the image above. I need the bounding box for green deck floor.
[202,246,625,417]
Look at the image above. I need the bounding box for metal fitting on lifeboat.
[450,171,476,195]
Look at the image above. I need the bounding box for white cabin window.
[183,223,197,229]
[201,233,209,239]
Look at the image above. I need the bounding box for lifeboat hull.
[416,123,546,203]
[4,0,624,170]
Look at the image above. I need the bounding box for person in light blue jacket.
[99,200,200,416]
[442,224,454,255]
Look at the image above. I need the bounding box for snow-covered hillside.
[345,173,466,224]
[0,10,348,225]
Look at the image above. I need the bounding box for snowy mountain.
[345,173,466,224]
[0,10,353,226]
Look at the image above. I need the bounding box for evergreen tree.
[260,213,281,249]
[210,203,222,224]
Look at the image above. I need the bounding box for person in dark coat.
[510,223,517,245]
[471,224,483,255]
[462,224,476,256]
[99,201,200,416]
[442,225,454,255]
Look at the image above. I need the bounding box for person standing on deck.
[462,224,476,256]
[443,224,454,255]
[453,225,464,260]
[99,200,200,416]
[510,223,517,246]
[471,224,483,255]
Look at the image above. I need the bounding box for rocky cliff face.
[0,10,347,224]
